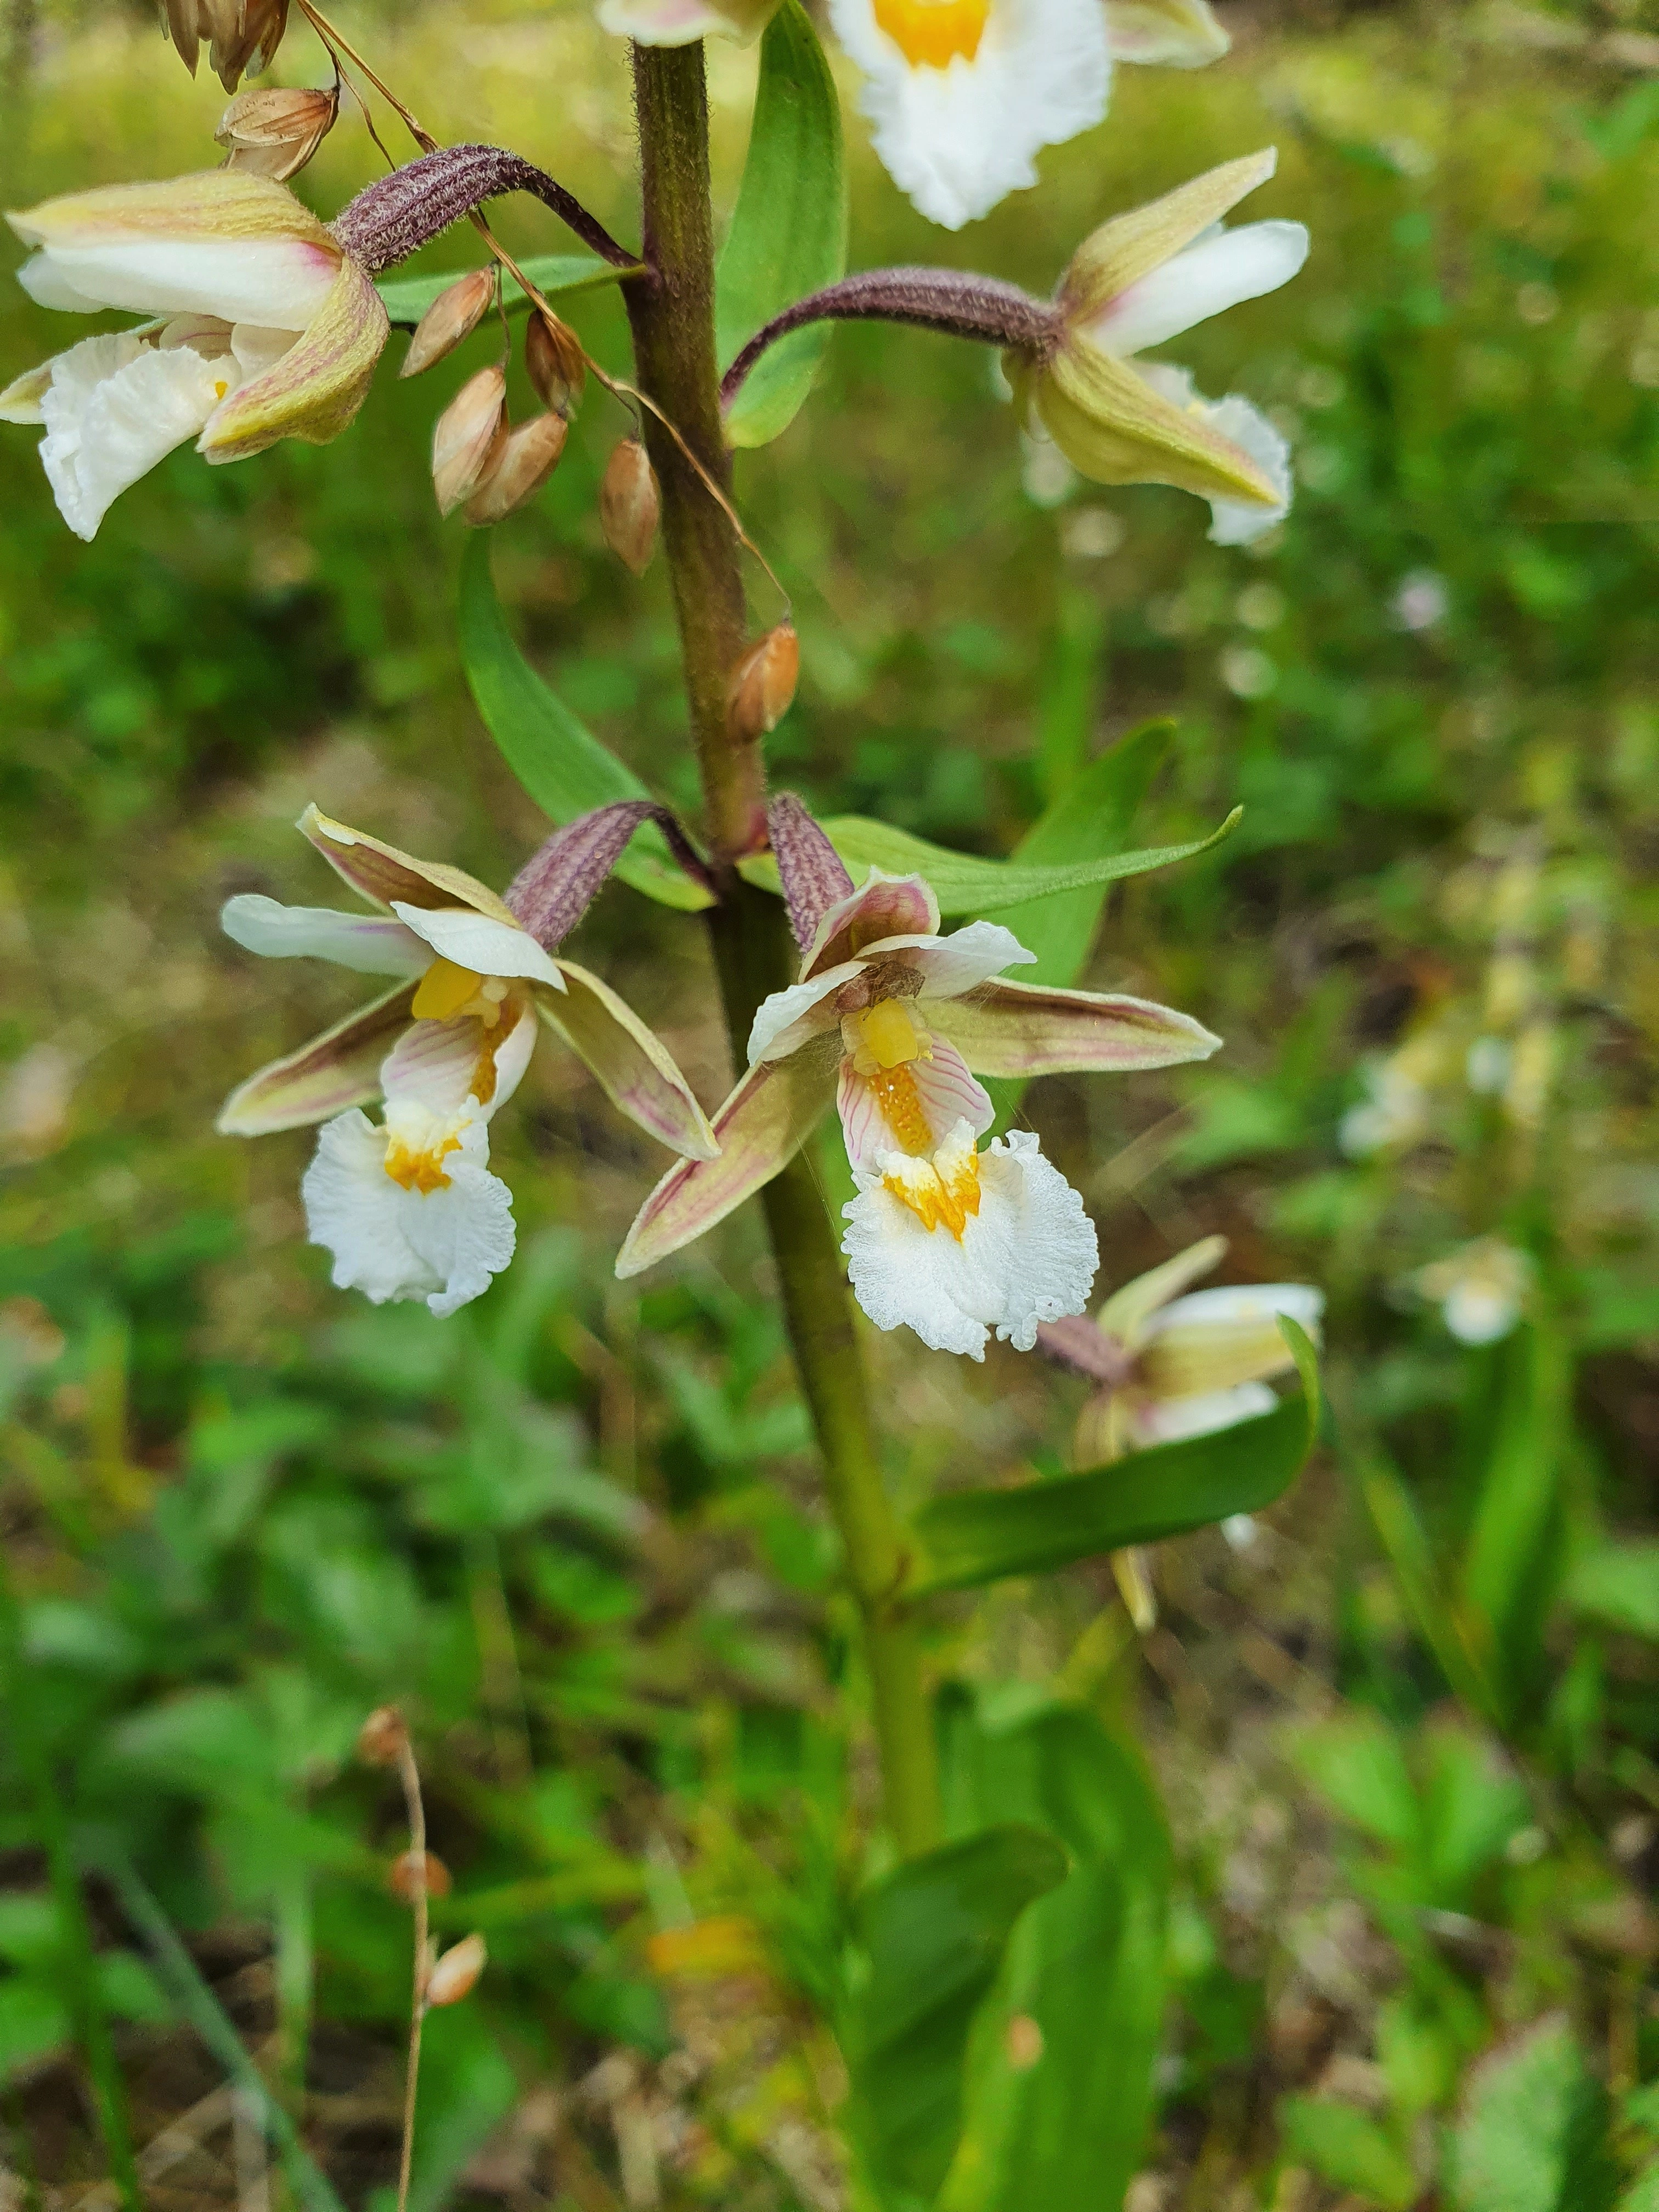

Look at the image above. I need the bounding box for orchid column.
[622,44,945,1855]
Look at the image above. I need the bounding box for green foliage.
[376,252,632,326]
[1280,2095,1419,2209]
[715,0,847,449]
[1448,2017,1620,2212]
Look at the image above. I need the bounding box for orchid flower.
[1040,1233,1323,1458]
[1412,1237,1532,1346]
[617,798,1220,1361]
[1009,149,1308,543]
[1,171,387,539]
[219,803,719,1319]
[605,0,1226,233]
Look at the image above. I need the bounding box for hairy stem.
[624,41,940,1857]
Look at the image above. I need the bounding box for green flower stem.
[622,42,941,1857]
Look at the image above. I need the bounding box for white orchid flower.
[1008,149,1308,542]
[219,804,718,1318]
[1,171,387,539]
[618,800,1220,1361]
[1413,1238,1532,1346]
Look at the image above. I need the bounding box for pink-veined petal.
[540,960,718,1161]
[380,1002,535,1120]
[298,804,516,921]
[803,869,940,978]
[199,251,387,464]
[216,981,415,1135]
[835,1036,995,1174]
[615,1048,837,1278]
[929,977,1221,1075]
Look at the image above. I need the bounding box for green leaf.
[715,0,847,449]
[1619,2163,1659,2212]
[1362,1455,1500,1724]
[458,535,714,911]
[1290,1710,1420,1855]
[0,1979,70,2083]
[940,1707,1169,2212]
[376,251,632,328]
[1280,2096,1419,2209]
[848,1825,1068,2203]
[906,1319,1317,1596]
[1459,1323,1571,1722]
[1565,1541,1659,1640]
[1449,2016,1617,2212]
[738,804,1239,916]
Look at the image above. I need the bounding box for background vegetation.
[4,0,1659,2205]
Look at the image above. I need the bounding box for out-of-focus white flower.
[1465,1034,1511,1096]
[619,812,1220,1359]
[1413,1237,1532,1345]
[1,171,387,540]
[1340,1057,1431,1158]
[1009,151,1308,544]
[220,805,716,1317]
[1390,568,1448,633]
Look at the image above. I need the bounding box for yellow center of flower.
[881,1143,983,1238]
[847,1003,983,1240]
[410,958,512,1027]
[383,1124,464,1195]
[870,0,989,67]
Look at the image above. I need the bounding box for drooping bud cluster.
[599,437,660,574]
[158,0,290,89]
[431,365,509,517]
[216,84,337,181]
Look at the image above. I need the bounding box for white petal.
[302,1109,515,1318]
[229,323,298,380]
[219,894,432,977]
[842,1125,1097,1359]
[747,961,865,1064]
[388,902,565,988]
[900,919,1035,1000]
[38,334,226,541]
[1135,362,1292,544]
[380,1002,535,1119]
[1151,1282,1324,1335]
[1442,1286,1521,1346]
[1089,221,1310,357]
[15,251,108,311]
[836,1036,994,1173]
[20,237,338,329]
[828,0,1111,230]
[1132,1380,1276,1444]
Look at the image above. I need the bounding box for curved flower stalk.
[219,803,719,1318]
[618,798,1221,1359]
[1009,148,1309,543]
[1413,1237,1532,1346]
[608,0,1227,232]
[0,172,387,539]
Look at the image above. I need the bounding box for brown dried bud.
[425,1932,487,2009]
[400,270,496,381]
[388,1850,453,1904]
[465,412,569,526]
[159,0,290,90]
[598,438,659,577]
[215,84,337,182]
[1004,2013,1045,2071]
[726,622,799,742]
[432,365,508,518]
[357,1706,407,1767]
[523,309,586,419]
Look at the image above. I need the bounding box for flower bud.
[523,309,586,419]
[400,269,496,381]
[464,411,568,526]
[599,437,659,576]
[388,1850,453,1903]
[726,623,798,742]
[425,1932,487,2009]
[357,1706,408,1767]
[215,85,337,182]
[432,365,508,518]
[160,0,290,90]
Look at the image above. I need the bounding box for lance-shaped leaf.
[539,961,718,1161]
[615,1050,836,1277]
[217,983,418,1135]
[459,536,714,912]
[932,980,1220,1077]
[715,0,847,449]
[376,251,629,328]
[848,1827,1069,2205]
[905,1319,1318,1595]
[738,806,1239,916]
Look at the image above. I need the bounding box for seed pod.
[465,412,569,526]
[401,269,496,381]
[432,365,508,518]
[523,309,586,419]
[726,622,798,742]
[357,1706,407,1767]
[388,1850,453,1903]
[598,437,659,577]
[160,0,290,89]
[426,1932,488,2009]
[215,84,337,181]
